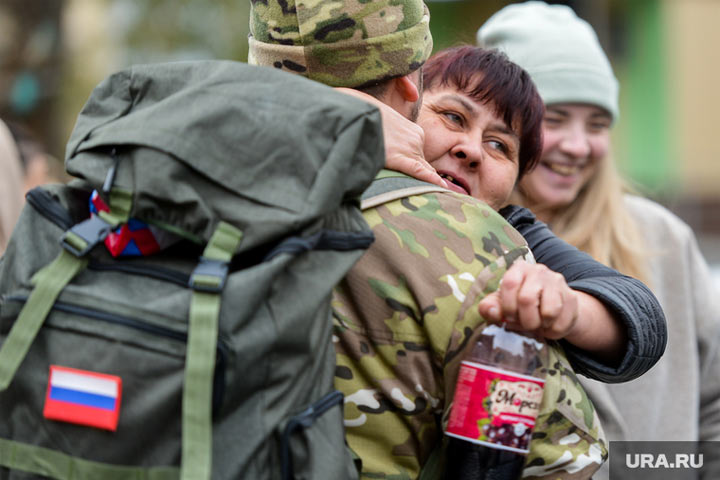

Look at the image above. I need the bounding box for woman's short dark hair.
[423,45,544,179]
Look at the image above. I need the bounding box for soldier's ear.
[394,74,420,103]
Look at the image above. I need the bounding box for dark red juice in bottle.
[444,323,548,479]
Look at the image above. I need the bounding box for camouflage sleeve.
[523,345,608,479]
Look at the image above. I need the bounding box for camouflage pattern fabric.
[248,0,433,88]
[332,188,606,479]
[524,346,607,479]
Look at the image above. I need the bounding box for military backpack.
[0,60,384,480]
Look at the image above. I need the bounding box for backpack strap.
[360,169,449,211]
[0,213,123,391]
[182,221,243,480]
[100,187,133,227]
[0,437,178,479]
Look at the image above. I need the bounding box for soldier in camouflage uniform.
[248,1,607,478]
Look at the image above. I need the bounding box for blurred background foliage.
[1,0,719,261]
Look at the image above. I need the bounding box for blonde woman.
[477,2,720,478]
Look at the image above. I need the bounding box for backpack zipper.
[86,262,190,287]
[26,188,75,230]
[4,295,227,415]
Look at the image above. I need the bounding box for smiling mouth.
[545,163,582,176]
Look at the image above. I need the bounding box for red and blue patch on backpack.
[89,190,179,257]
[43,365,122,431]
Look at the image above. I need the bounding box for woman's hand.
[478,260,627,363]
[334,88,447,188]
[478,260,579,339]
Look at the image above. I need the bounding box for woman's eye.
[588,121,610,132]
[543,116,563,126]
[442,111,463,125]
[488,139,508,154]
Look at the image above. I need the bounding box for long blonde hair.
[513,155,651,286]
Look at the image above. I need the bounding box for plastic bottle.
[444,323,548,479]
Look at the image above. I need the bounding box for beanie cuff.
[249,9,432,88]
[532,68,620,123]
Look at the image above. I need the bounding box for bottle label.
[445,361,545,454]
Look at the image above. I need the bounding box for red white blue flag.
[43,365,122,431]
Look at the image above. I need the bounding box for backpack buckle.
[189,257,229,293]
[60,215,114,257]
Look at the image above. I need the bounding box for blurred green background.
[1,0,719,261]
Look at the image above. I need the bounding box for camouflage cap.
[248,0,433,88]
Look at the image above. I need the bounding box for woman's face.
[519,103,611,211]
[418,85,520,211]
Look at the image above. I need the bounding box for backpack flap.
[65,60,385,250]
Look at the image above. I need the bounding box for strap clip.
[60,215,114,257]
[189,257,229,293]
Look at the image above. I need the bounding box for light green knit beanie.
[248,0,433,89]
[477,1,619,122]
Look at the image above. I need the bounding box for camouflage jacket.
[332,182,607,479]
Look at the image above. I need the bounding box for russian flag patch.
[43,365,122,431]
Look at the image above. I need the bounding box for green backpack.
[0,61,384,479]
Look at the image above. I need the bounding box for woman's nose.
[452,139,483,168]
[559,127,591,159]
